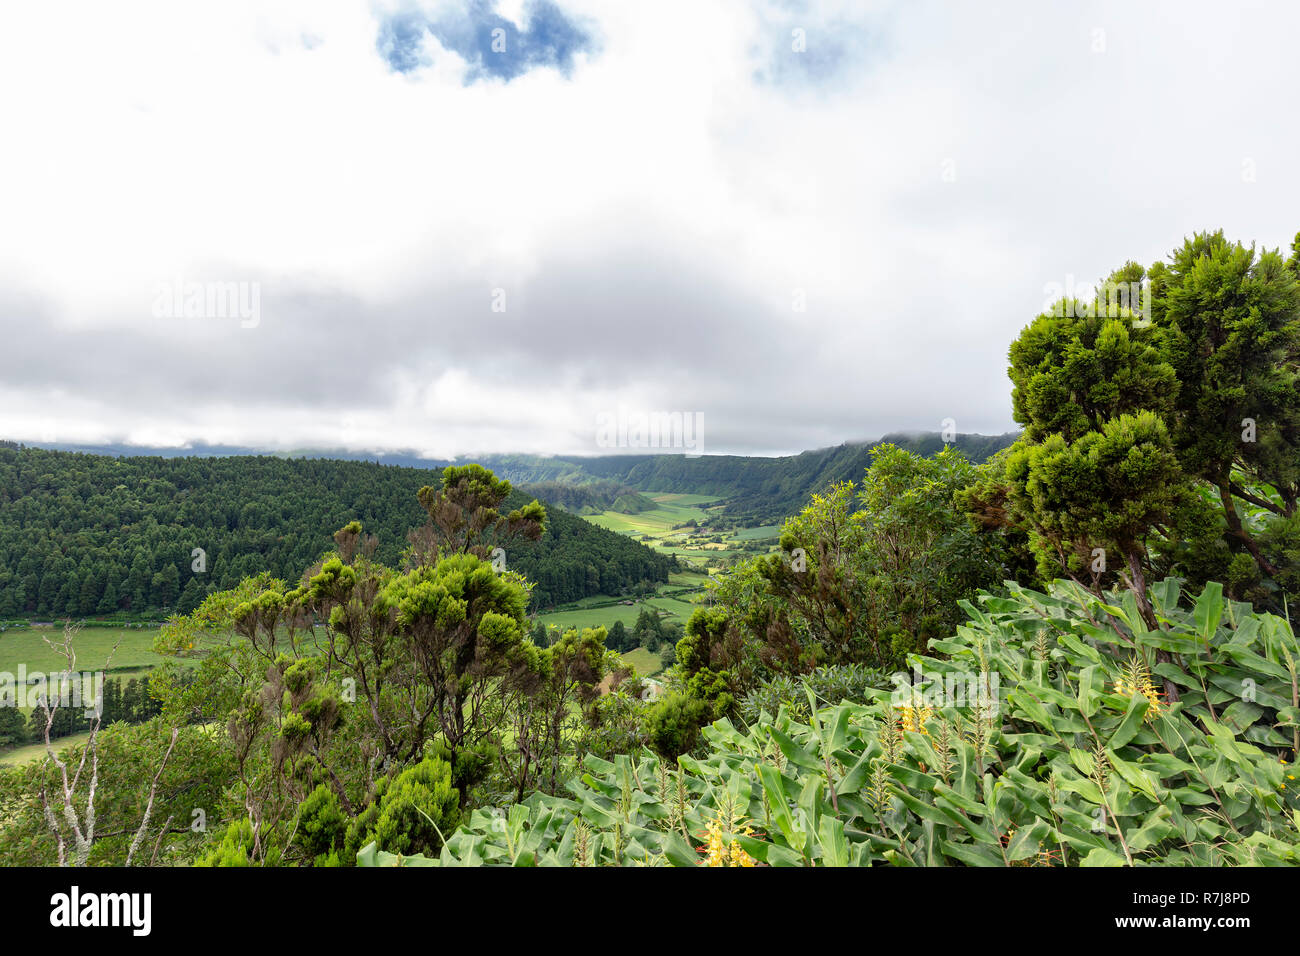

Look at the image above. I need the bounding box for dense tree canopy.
[0,447,673,617]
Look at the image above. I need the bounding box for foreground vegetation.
[366,579,1300,866]
[2,227,1298,867]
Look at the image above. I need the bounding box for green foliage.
[0,718,234,866]
[607,619,630,651]
[1009,310,1176,445]
[644,692,709,760]
[740,663,889,725]
[369,579,1300,867]
[296,784,349,863]
[1157,232,1300,502]
[0,707,27,749]
[500,625,610,799]
[374,551,534,761]
[412,463,546,562]
[195,818,283,867]
[345,756,460,861]
[671,606,743,722]
[1004,411,1188,586]
[715,444,1018,674]
[989,231,1300,608]
[0,446,671,617]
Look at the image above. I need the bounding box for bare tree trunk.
[126,726,180,865]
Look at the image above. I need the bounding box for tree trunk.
[1218,482,1280,578]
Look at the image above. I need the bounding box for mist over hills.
[473,431,1020,524]
[7,431,1020,526]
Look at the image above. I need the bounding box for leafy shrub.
[295,784,348,864]
[740,663,890,724]
[195,818,281,867]
[0,719,234,866]
[644,692,709,760]
[361,579,1300,866]
[345,755,460,861]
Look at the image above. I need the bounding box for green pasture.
[619,647,664,678]
[0,626,168,675]
[0,731,95,767]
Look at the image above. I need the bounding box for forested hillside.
[477,431,1018,524]
[0,445,674,616]
[516,480,656,515]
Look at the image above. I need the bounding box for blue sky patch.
[377,1,594,82]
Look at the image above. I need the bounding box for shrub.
[362,578,1300,866]
[346,755,460,861]
[644,692,709,759]
[740,663,890,724]
[295,784,348,863]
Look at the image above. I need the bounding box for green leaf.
[940,839,1004,867]
[1194,581,1224,643]
[758,763,800,849]
[1077,665,1100,717]
[885,762,938,793]
[818,815,850,867]
[1108,691,1149,750]
[1005,820,1050,861]
[769,726,822,771]
[1080,847,1128,867]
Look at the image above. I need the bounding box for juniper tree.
[1153,231,1300,579]
[999,296,1192,630]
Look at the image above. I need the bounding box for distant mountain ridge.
[3,431,1020,526]
[471,431,1021,524]
[0,445,674,616]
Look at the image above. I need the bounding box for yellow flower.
[700,810,757,867]
[1114,657,1164,723]
[897,701,933,736]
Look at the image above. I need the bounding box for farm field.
[0,625,167,675]
[586,492,781,572]
[0,731,94,767]
[585,493,719,536]
[618,647,664,678]
[534,575,707,633]
[533,490,783,639]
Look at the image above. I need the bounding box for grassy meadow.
[534,489,784,643]
[0,625,167,675]
[0,730,95,767]
[585,493,780,570]
[618,647,664,678]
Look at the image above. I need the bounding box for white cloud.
[0,0,1296,456]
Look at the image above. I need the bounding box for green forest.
[475,431,1018,525]
[2,229,1300,868]
[0,447,675,617]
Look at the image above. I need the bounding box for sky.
[0,0,1297,459]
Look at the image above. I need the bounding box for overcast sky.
[1,0,1297,459]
